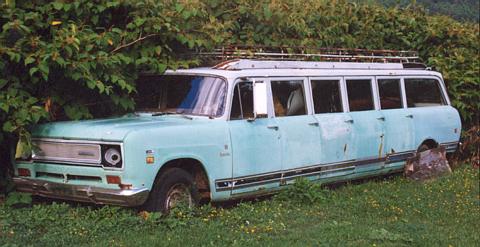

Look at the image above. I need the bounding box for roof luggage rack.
[197,45,426,70]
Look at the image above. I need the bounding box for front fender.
[119,120,232,198]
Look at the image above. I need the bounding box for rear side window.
[271,80,307,117]
[311,80,343,113]
[378,79,402,109]
[346,79,374,111]
[405,78,445,107]
[230,82,254,120]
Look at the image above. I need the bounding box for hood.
[32,114,198,141]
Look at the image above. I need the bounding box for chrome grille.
[32,140,101,164]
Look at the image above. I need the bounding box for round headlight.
[104,148,121,166]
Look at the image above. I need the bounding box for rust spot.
[378,134,384,157]
[193,167,210,201]
[212,59,240,69]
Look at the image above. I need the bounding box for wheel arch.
[418,138,439,151]
[154,157,211,203]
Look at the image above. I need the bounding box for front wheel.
[143,168,200,213]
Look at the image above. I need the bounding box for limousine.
[13,54,461,212]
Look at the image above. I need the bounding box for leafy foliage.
[3,191,31,207]
[0,0,478,180]
[358,0,480,23]
[0,0,228,179]
[455,126,480,167]
[276,178,328,203]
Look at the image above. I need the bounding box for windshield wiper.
[179,115,193,120]
[151,111,193,120]
[151,111,177,116]
[174,109,193,120]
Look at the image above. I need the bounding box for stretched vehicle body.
[14,56,461,212]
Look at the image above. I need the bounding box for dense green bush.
[359,0,480,23]
[1,0,478,185]
[0,0,226,181]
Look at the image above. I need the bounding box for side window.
[405,78,445,107]
[311,80,343,113]
[346,79,374,111]
[271,80,306,117]
[230,82,254,120]
[378,79,402,109]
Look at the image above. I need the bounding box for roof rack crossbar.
[197,46,422,64]
[200,51,418,61]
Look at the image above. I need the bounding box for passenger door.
[404,77,459,147]
[270,78,323,173]
[310,77,356,178]
[227,80,283,194]
[376,77,415,166]
[345,77,385,172]
[310,77,354,164]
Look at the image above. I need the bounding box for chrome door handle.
[376,116,385,121]
[267,125,279,130]
[344,119,354,124]
[308,122,319,126]
[406,114,414,118]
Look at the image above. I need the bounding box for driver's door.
[227,79,283,195]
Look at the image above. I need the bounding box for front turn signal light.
[106,175,121,184]
[146,156,154,164]
[18,168,31,177]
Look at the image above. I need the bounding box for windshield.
[134,75,227,117]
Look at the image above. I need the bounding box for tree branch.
[111,33,160,53]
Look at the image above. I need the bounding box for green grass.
[1,165,478,247]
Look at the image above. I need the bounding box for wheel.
[143,168,200,213]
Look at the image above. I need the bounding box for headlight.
[101,145,123,169]
[105,148,121,165]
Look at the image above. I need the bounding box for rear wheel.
[143,168,200,213]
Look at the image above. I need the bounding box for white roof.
[213,59,405,70]
[165,59,441,80]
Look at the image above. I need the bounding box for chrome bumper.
[13,177,149,207]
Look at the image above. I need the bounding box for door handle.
[267,125,279,130]
[344,119,354,124]
[376,116,385,121]
[406,114,414,118]
[308,122,319,126]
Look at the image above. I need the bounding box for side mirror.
[253,80,268,119]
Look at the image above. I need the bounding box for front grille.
[36,172,102,182]
[32,140,101,164]
[67,174,102,182]
[36,172,64,179]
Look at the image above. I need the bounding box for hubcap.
[165,183,193,210]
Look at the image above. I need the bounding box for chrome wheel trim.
[164,183,193,210]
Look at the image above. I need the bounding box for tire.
[143,168,200,213]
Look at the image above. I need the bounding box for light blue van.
[13,58,461,212]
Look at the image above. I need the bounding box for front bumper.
[13,177,149,207]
